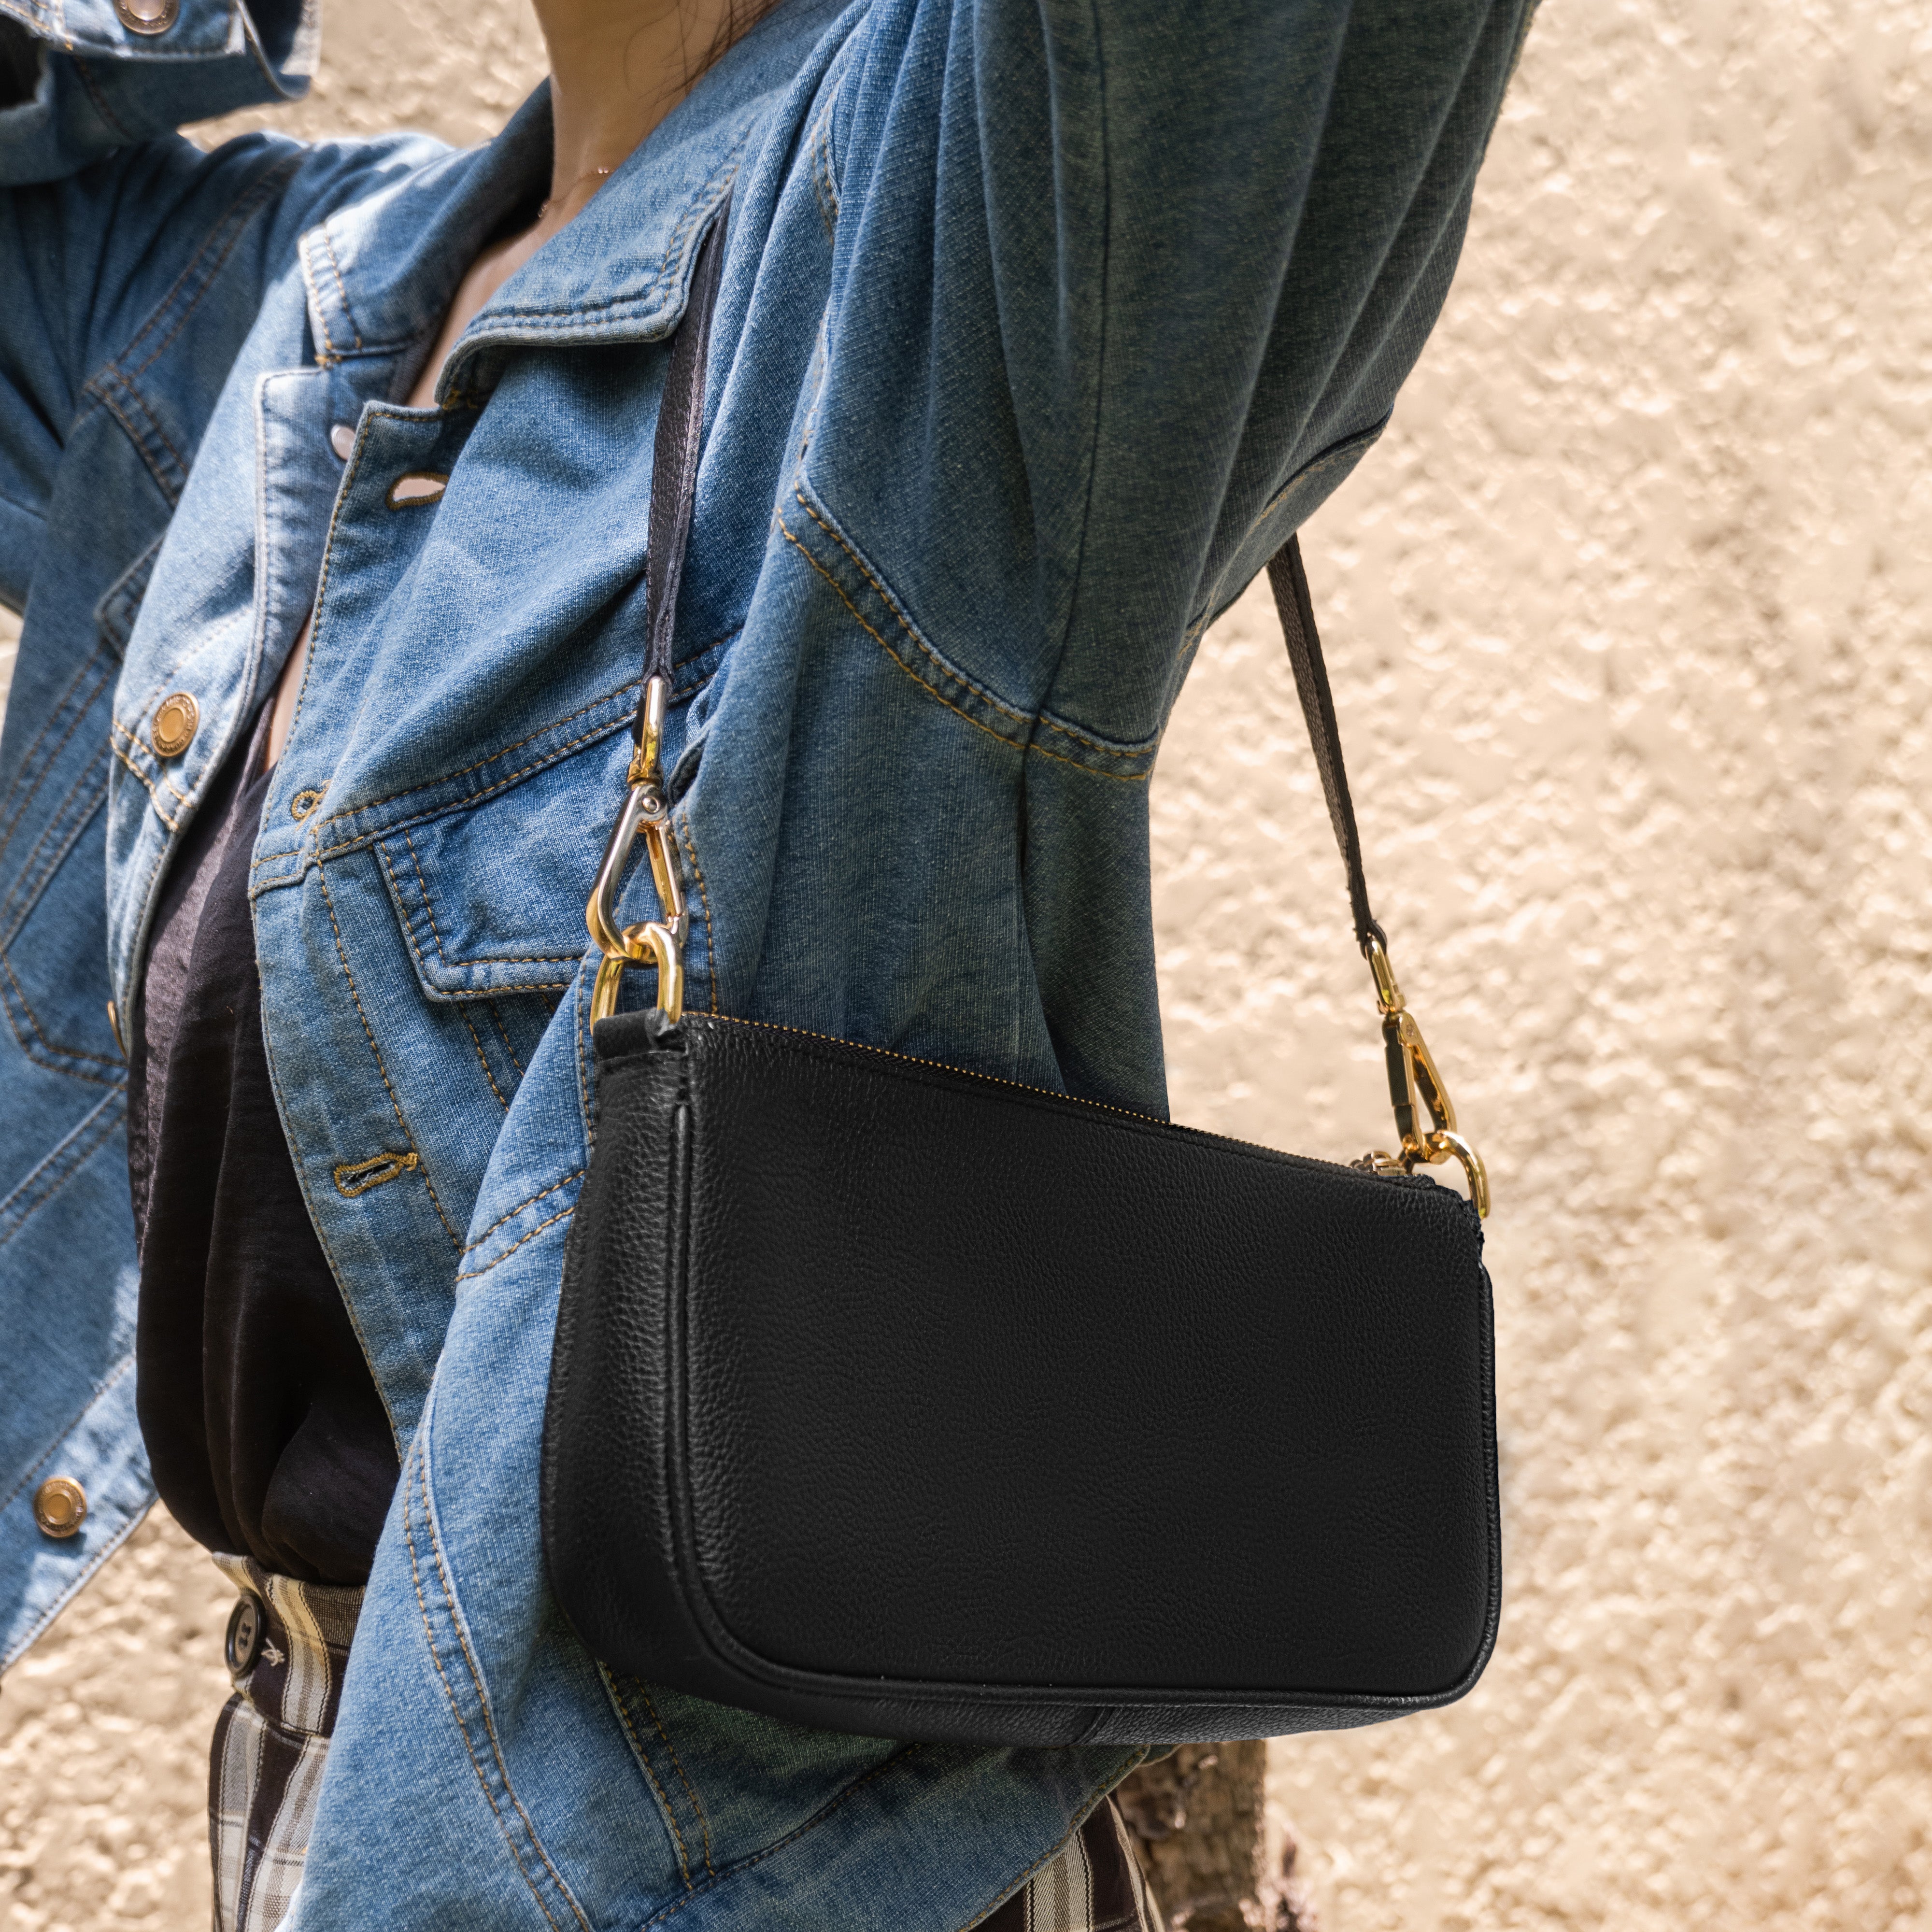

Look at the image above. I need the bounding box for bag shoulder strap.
[635,206,1372,952]
[584,199,732,1027]
[639,195,731,704]
[1263,540,1487,1211]
[1265,537,1386,958]
[598,201,1487,1212]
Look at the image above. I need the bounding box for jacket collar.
[298,0,848,390]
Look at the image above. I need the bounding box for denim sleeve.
[0,128,435,614]
[810,0,1536,745]
[0,0,314,187]
[0,0,339,612]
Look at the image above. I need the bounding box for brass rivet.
[33,1477,87,1539]
[151,692,199,759]
[290,787,326,821]
[115,0,178,31]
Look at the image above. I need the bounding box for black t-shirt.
[128,705,399,1585]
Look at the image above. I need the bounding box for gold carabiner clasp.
[1360,935,1490,1218]
[586,677,687,1026]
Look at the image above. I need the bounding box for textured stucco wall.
[5,0,1931,1925]
[1220,6,1932,1924]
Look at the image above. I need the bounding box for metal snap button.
[329,424,355,462]
[115,0,179,32]
[33,1477,86,1539]
[225,1591,267,1675]
[151,691,199,759]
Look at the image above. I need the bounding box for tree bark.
[1114,1744,1320,1932]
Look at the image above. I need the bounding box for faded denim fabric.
[0,0,1534,1922]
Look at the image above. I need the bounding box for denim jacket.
[0,0,1531,1921]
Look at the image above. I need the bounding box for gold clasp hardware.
[1359,935,1490,1218]
[587,677,686,1025]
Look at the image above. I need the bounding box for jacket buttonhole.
[332,1149,422,1198]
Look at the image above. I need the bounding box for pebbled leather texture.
[542,1010,1500,1746]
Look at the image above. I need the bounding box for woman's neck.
[390,0,741,415]
[535,0,739,226]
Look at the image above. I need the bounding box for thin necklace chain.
[538,165,613,222]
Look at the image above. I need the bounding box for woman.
[0,0,1532,1923]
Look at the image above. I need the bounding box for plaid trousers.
[979,1800,1165,1932]
[207,1556,364,1932]
[207,1558,1162,1932]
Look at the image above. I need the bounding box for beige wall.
[5,0,1931,1924]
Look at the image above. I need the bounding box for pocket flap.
[376,751,605,999]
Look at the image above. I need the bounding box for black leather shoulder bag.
[541,209,1501,1747]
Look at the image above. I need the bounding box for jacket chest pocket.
[370,729,642,1106]
[378,813,591,1004]
[369,692,660,1010]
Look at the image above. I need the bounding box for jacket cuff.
[0,0,316,183]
